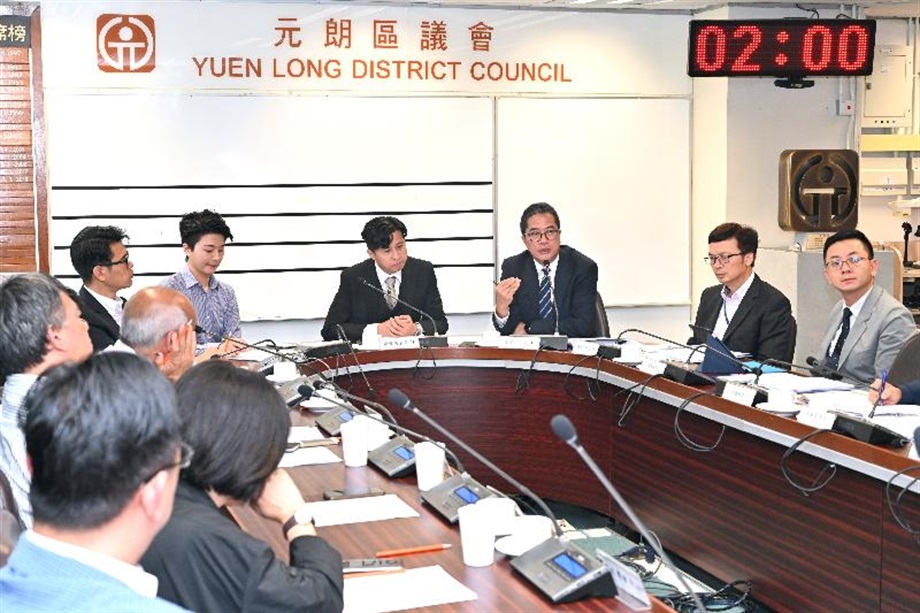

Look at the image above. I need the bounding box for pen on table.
[285,437,339,452]
[375,543,452,558]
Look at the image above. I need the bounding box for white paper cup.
[458,502,496,567]
[476,496,517,536]
[768,389,796,410]
[414,441,446,491]
[340,418,369,467]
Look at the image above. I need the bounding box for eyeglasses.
[825,255,869,270]
[143,442,194,483]
[102,252,130,267]
[524,229,560,243]
[703,253,743,266]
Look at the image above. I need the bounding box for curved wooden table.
[280,346,919,612]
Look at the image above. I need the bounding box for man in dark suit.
[322,216,448,342]
[493,203,599,337]
[70,226,134,351]
[689,223,795,362]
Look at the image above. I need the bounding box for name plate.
[570,340,600,356]
[498,336,542,350]
[719,381,757,406]
[378,336,421,350]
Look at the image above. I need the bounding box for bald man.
[108,287,197,382]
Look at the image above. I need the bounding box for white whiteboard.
[46,94,496,320]
[495,97,691,306]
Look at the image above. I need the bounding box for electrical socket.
[837,99,855,116]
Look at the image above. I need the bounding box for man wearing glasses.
[816,229,916,383]
[493,202,599,337]
[69,226,134,351]
[0,353,187,612]
[689,223,795,362]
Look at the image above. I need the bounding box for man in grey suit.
[817,230,917,383]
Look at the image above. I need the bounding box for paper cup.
[414,441,446,491]
[340,418,369,467]
[458,502,496,567]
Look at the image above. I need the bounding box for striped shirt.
[160,267,241,345]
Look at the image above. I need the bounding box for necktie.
[385,276,398,310]
[826,307,851,371]
[538,265,554,321]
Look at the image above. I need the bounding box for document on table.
[278,426,341,468]
[756,372,854,393]
[343,565,477,613]
[304,494,419,527]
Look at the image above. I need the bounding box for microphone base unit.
[510,537,617,603]
[596,345,622,360]
[315,406,357,436]
[367,435,417,478]
[539,335,570,351]
[257,354,283,375]
[296,340,352,360]
[662,361,714,386]
[831,413,910,447]
[419,336,449,348]
[276,377,312,407]
[420,473,495,524]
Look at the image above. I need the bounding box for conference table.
[235,346,919,612]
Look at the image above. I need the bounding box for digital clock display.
[688,19,876,78]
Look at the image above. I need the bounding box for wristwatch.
[415,322,424,336]
[282,506,313,538]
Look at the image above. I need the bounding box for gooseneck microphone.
[388,388,562,536]
[804,356,872,388]
[360,278,444,341]
[551,414,706,613]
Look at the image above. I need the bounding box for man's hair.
[708,222,759,263]
[121,287,192,350]
[519,202,561,235]
[823,229,874,260]
[175,360,288,503]
[69,226,129,283]
[179,209,233,249]
[24,352,180,529]
[0,273,68,378]
[361,216,408,251]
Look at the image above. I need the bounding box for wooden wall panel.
[0,6,41,273]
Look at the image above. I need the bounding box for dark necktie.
[826,307,852,371]
[538,265,554,321]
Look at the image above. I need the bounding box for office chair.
[594,291,610,338]
[887,333,920,387]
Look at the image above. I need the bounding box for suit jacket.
[494,245,599,338]
[141,481,344,613]
[0,536,185,613]
[689,274,796,362]
[78,287,122,352]
[899,380,920,405]
[321,257,448,342]
[817,285,917,383]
